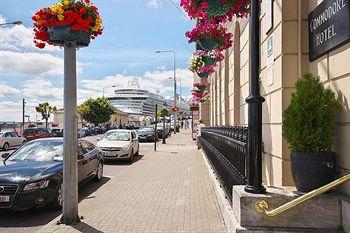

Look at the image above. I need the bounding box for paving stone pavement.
[37,130,227,233]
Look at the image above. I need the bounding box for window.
[4,132,11,137]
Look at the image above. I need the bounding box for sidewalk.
[37,130,227,233]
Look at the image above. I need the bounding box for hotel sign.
[309,0,350,61]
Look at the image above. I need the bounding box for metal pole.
[244,0,266,194]
[61,41,80,224]
[162,108,166,144]
[191,110,194,139]
[173,52,177,134]
[102,87,105,98]
[22,99,25,134]
[154,104,158,151]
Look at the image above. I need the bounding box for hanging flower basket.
[186,21,232,51]
[180,0,250,21]
[188,50,223,75]
[193,81,210,92]
[200,76,208,82]
[32,0,103,49]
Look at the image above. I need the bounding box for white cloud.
[0,84,21,95]
[146,0,162,9]
[0,15,6,24]
[0,20,58,52]
[0,51,64,76]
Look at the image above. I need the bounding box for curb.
[199,149,243,233]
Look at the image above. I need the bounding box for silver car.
[97,129,139,162]
[0,131,26,151]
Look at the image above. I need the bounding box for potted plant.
[193,81,210,92]
[185,21,232,51]
[282,73,341,192]
[32,0,103,48]
[188,50,222,79]
[180,0,250,20]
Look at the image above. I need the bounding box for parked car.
[97,129,139,161]
[0,138,104,211]
[137,127,157,142]
[82,127,94,136]
[156,123,171,138]
[0,131,26,151]
[51,129,63,137]
[78,128,85,138]
[22,128,55,142]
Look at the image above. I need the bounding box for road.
[0,135,158,233]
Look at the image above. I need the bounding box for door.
[131,132,138,153]
[3,132,13,147]
[81,141,98,177]
[77,142,90,182]
[10,132,21,146]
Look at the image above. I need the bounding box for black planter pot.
[204,0,228,16]
[197,71,209,78]
[203,56,217,67]
[198,38,218,51]
[290,151,336,193]
[48,26,92,47]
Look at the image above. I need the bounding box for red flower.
[84,0,90,3]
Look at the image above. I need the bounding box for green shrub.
[282,73,341,153]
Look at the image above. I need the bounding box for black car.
[137,127,157,142]
[0,138,104,211]
[51,129,63,137]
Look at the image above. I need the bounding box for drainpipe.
[298,0,302,76]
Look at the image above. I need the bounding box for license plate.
[105,152,116,157]
[0,196,10,203]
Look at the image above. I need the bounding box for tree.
[35,102,57,128]
[282,73,341,153]
[77,104,89,126]
[79,97,116,126]
[157,109,170,118]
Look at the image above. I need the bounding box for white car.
[97,129,139,162]
[0,131,26,151]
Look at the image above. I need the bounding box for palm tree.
[35,102,57,128]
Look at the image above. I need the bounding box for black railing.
[200,126,247,202]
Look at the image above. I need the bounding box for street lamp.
[156,50,177,134]
[103,85,116,98]
[0,21,22,27]
[169,76,182,101]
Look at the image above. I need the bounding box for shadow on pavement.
[0,177,111,230]
[103,154,144,166]
[73,222,103,233]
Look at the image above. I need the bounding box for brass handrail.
[255,174,350,217]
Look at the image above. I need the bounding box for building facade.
[201,0,350,195]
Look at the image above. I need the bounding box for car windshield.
[139,128,154,132]
[7,141,63,162]
[23,129,36,135]
[103,131,130,141]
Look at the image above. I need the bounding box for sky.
[0,0,195,122]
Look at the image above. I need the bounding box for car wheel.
[2,143,9,151]
[94,162,103,182]
[51,182,63,210]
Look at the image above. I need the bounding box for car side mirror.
[2,153,10,159]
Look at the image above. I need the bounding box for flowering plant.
[188,49,223,73]
[180,0,250,21]
[32,0,103,48]
[171,105,179,111]
[199,90,210,103]
[186,22,232,51]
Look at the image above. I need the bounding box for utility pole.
[244,0,266,194]
[154,104,158,151]
[22,99,26,134]
[162,107,166,144]
[173,52,177,135]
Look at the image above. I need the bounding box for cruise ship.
[108,78,166,117]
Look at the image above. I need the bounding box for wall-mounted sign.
[309,0,350,62]
[266,34,274,67]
